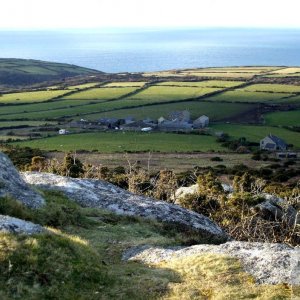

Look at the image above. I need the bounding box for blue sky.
[1,0,300,29]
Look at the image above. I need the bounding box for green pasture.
[1,99,166,120]
[155,80,244,88]
[13,131,225,152]
[67,82,101,90]
[0,99,103,116]
[180,72,256,78]
[63,87,137,100]
[0,90,69,104]
[211,124,300,148]
[241,83,300,93]
[125,86,220,101]
[0,121,57,128]
[103,82,147,87]
[204,90,294,103]
[82,102,255,121]
[264,110,300,127]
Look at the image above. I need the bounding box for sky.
[1,0,300,30]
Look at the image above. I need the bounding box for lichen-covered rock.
[123,241,300,285]
[0,215,44,235]
[0,152,45,208]
[22,172,228,242]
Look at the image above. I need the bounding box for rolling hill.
[0,58,102,86]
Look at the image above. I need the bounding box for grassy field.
[0,90,69,104]
[156,80,244,88]
[0,99,104,116]
[241,83,300,93]
[264,110,300,127]
[211,124,300,148]
[125,86,220,101]
[204,90,294,103]
[14,132,225,152]
[103,82,147,87]
[180,72,258,78]
[0,121,57,128]
[143,67,280,78]
[67,82,101,89]
[81,102,255,121]
[63,87,138,100]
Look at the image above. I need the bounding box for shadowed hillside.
[0,58,102,86]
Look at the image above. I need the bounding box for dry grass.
[158,254,294,299]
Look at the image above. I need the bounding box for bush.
[210,156,223,162]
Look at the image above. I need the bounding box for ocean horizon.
[1,27,300,73]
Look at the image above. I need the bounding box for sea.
[1,28,300,73]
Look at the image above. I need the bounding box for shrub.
[210,156,223,162]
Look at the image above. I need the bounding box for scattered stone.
[0,215,44,235]
[0,152,45,208]
[22,172,228,242]
[123,241,300,285]
[171,184,198,202]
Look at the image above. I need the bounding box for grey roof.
[267,134,287,148]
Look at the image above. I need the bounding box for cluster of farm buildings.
[65,110,209,133]
[58,110,297,158]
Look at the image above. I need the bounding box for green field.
[241,83,300,93]
[144,67,279,79]
[68,82,101,89]
[125,86,220,101]
[211,124,300,148]
[0,121,57,128]
[103,82,147,87]
[63,87,137,100]
[81,102,255,121]
[156,80,244,88]
[264,110,300,127]
[0,99,103,116]
[0,90,69,104]
[204,90,294,103]
[14,132,225,152]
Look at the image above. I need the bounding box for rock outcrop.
[0,215,44,235]
[0,152,44,208]
[123,241,300,285]
[253,193,299,226]
[22,172,228,242]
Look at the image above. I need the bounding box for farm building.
[158,120,192,131]
[158,117,166,124]
[260,134,288,151]
[193,115,209,128]
[121,120,157,131]
[168,110,190,122]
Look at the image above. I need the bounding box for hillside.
[0,151,299,299]
[0,58,102,87]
